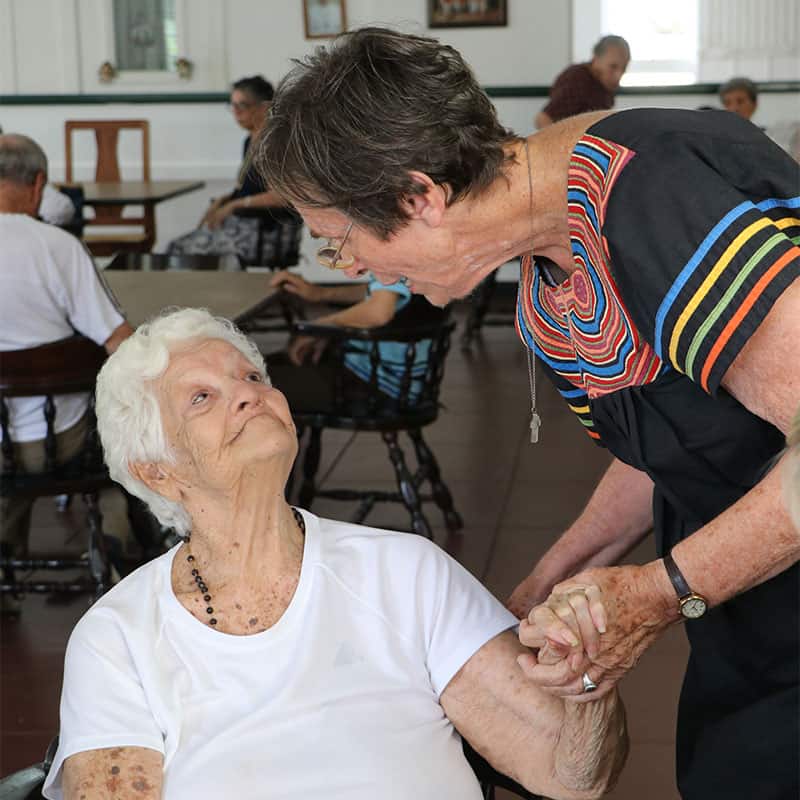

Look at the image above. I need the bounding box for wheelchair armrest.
[0,763,47,800]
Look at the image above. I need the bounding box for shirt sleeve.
[603,140,800,395]
[410,539,517,697]
[52,235,125,346]
[367,276,411,311]
[42,610,164,800]
[39,184,76,225]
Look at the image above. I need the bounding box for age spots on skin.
[110,766,120,775]
[132,778,153,793]
[248,617,259,627]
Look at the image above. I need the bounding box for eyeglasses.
[316,222,355,270]
[229,100,255,112]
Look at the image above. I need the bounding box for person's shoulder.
[589,107,769,152]
[555,61,591,81]
[68,548,176,642]
[314,514,448,584]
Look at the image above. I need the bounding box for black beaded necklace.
[184,507,306,627]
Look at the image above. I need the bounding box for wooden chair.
[64,119,153,256]
[461,268,520,350]
[282,299,463,539]
[0,336,113,599]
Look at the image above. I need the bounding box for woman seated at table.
[166,76,292,264]
[267,268,430,412]
[43,307,627,800]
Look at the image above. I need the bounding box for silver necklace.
[520,137,541,444]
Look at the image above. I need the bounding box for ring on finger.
[581,672,598,693]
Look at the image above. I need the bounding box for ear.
[32,171,46,211]
[401,171,448,228]
[129,461,183,503]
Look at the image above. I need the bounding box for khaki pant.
[0,415,128,557]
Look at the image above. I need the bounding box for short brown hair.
[254,27,517,239]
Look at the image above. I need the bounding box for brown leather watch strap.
[663,551,692,600]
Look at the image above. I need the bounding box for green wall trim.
[1,81,798,105]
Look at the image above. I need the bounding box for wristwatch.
[663,551,708,619]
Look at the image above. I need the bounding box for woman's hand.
[270,271,325,303]
[288,334,326,366]
[200,195,226,227]
[518,563,677,701]
[205,200,237,230]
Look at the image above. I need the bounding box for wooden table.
[80,180,205,207]
[72,180,205,255]
[103,271,276,328]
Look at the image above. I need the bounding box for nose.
[343,262,368,280]
[230,377,263,414]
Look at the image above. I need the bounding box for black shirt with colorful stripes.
[516,107,800,800]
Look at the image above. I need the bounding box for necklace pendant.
[530,412,541,444]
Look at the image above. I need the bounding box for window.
[605,0,699,85]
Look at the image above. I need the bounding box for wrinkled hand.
[288,334,326,366]
[517,563,675,700]
[506,568,557,620]
[270,271,323,302]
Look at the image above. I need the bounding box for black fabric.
[593,109,800,395]
[537,109,800,799]
[231,136,265,200]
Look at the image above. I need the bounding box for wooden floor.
[0,308,686,799]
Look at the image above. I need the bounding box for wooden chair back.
[0,336,107,478]
[64,119,150,184]
[64,120,152,255]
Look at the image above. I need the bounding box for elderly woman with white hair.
[43,307,627,800]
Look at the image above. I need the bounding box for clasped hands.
[515,564,673,702]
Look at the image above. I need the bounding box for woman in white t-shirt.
[44,307,627,800]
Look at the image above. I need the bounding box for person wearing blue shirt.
[266,271,430,410]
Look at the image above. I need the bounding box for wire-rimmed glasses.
[316,222,355,270]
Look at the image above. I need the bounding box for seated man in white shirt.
[43,307,627,800]
[0,133,133,580]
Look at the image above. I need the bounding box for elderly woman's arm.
[440,631,628,799]
[63,747,163,799]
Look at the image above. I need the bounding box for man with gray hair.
[0,133,133,612]
[535,35,630,129]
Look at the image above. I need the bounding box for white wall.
[1,0,798,278]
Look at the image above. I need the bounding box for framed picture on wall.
[428,0,507,28]
[303,0,347,39]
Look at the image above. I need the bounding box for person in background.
[0,124,76,225]
[534,35,630,129]
[719,76,758,120]
[0,134,133,614]
[267,269,430,411]
[166,76,289,264]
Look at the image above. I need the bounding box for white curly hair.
[94,307,267,536]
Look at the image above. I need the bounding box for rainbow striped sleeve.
[653,197,800,393]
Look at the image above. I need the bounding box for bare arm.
[313,288,400,329]
[520,277,800,694]
[269,271,368,305]
[63,746,163,799]
[507,457,653,617]
[225,188,286,211]
[103,321,134,355]
[441,631,628,799]
[669,277,800,603]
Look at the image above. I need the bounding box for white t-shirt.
[0,214,124,442]
[43,511,517,800]
[38,184,77,225]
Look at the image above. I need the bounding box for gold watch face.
[681,596,707,619]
